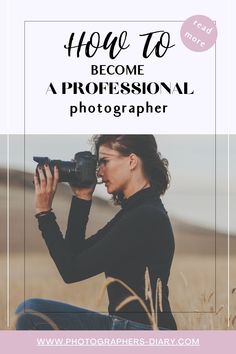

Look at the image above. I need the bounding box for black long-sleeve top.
[37,187,177,329]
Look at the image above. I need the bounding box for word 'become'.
[91,65,144,76]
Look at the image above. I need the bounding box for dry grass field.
[0,253,235,330]
[0,169,235,330]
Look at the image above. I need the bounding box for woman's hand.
[34,164,59,213]
[69,182,96,201]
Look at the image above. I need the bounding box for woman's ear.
[129,153,138,171]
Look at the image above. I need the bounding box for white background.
[0,0,234,135]
[24,21,215,134]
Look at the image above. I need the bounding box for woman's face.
[97,145,132,195]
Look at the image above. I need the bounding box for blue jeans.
[15,298,153,330]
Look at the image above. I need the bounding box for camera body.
[33,151,97,187]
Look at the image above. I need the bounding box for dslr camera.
[33,151,97,187]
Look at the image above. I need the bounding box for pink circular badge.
[180,15,217,52]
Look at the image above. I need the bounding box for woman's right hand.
[34,164,59,213]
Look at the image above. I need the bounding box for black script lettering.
[64,31,130,59]
[140,30,175,58]
[103,31,130,59]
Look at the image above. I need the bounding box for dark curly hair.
[92,135,170,205]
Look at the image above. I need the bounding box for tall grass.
[99,267,162,330]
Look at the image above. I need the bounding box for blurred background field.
[0,168,236,330]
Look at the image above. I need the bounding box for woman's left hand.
[34,164,59,214]
[69,181,96,200]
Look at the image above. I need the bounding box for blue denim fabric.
[15,298,152,330]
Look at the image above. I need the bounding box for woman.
[16,135,177,330]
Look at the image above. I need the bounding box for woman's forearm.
[64,196,92,251]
